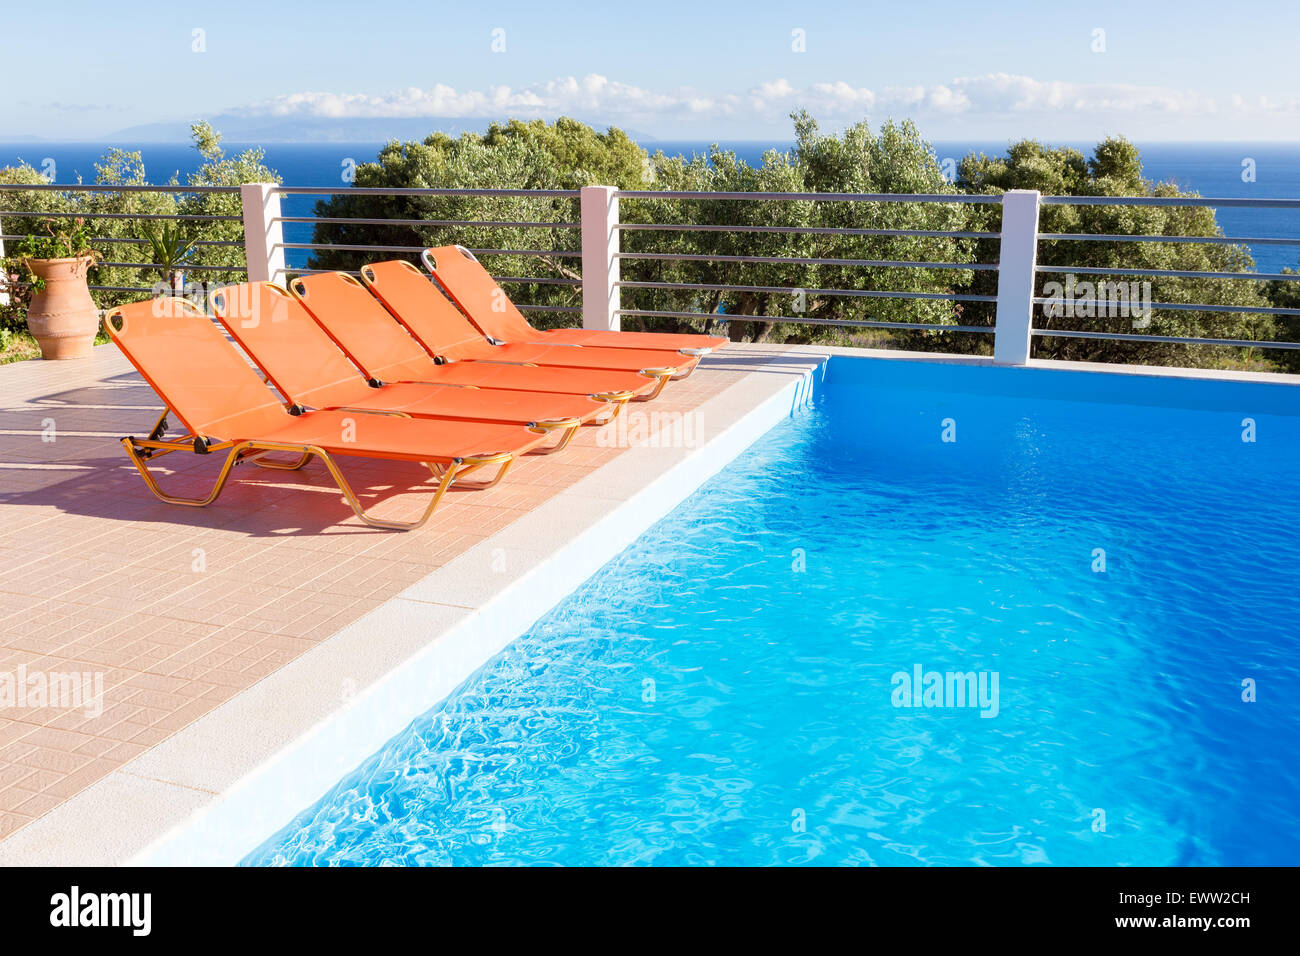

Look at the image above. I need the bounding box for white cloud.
[941,74,1220,115]
[808,81,876,112]
[236,72,1300,127]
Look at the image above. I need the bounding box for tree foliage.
[309,113,978,347]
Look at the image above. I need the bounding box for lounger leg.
[669,349,708,380]
[120,437,249,507]
[591,390,634,424]
[443,452,515,490]
[310,447,459,530]
[528,418,581,455]
[632,368,675,401]
[250,450,314,471]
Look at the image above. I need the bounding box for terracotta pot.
[25,256,99,360]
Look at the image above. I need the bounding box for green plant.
[140,221,198,282]
[9,218,100,295]
[14,217,98,262]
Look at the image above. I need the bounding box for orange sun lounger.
[359,259,699,393]
[103,297,550,530]
[288,270,666,401]
[210,281,621,455]
[422,244,729,355]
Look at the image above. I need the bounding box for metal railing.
[1029,195,1300,354]
[2,181,1298,368]
[0,182,246,297]
[604,187,1001,339]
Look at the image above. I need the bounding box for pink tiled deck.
[0,341,768,844]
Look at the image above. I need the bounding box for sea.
[1,140,1297,273]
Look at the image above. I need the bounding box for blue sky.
[7,0,1300,141]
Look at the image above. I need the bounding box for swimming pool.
[243,357,1300,866]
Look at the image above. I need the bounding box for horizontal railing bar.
[88,285,159,293]
[276,267,359,277]
[1040,232,1300,246]
[1032,298,1300,316]
[272,186,580,197]
[278,242,430,253]
[616,190,1000,203]
[514,304,581,313]
[494,276,582,286]
[83,236,243,247]
[276,216,580,229]
[279,243,581,256]
[0,183,239,194]
[1041,195,1300,209]
[618,280,997,303]
[619,223,999,239]
[4,235,246,248]
[617,308,993,332]
[98,262,246,272]
[1032,328,1300,349]
[279,266,564,289]
[0,211,241,222]
[616,251,993,270]
[1036,265,1300,281]
[614,309,723,321]
[461,249,580,258]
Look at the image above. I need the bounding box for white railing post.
[993,189,1041,365]
[0,214,8,305]
[240,183,285,284]
[580,185,619,331]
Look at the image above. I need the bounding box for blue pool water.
[244,359,1300,866]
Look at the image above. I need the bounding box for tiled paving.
[0,340,772,844]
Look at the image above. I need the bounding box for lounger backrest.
[360,259,486,361]
[103,297,289,440]
[290,272,439,383]
[423,245,535,343]
[210,282,368,410]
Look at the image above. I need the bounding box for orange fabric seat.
[289,271,663,400]
[249,408,527,463]
[423,244,729,354]
[359,260,699,385]
[210,282,623,453]
[103,297,546,530]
